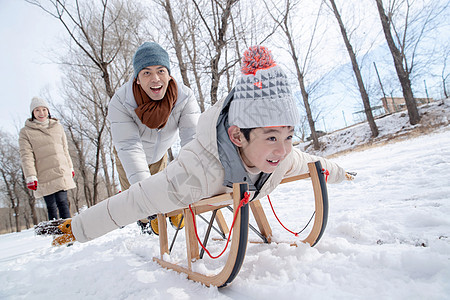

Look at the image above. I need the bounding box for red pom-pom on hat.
[241,46,276,75]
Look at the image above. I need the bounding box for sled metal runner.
[153,161,328,287]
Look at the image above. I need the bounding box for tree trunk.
[163,0,191,87]
[13,206,20,232]
[187,38,206,112]
[2,171,20,231]
[100,62,115,99]
[375,0,420,125]
[67,126,93,209]
[92,135,102,206]
[285,25,320,150]
[28,194,38,225]
[329,0,378,137]
[101,145,113,197]
[442,70,448,98]
[210,55,221,105]
[193,0,238,105]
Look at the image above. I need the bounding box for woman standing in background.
[19,97,76,220]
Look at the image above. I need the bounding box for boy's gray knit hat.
[133,42,171,78]
[30,96,49,114]
[228,46,300,128]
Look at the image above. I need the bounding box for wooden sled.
[153,161,328,287]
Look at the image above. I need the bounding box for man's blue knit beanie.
[133,42,171,78]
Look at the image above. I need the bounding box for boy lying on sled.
[48,45,354,246]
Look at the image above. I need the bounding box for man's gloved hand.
[52,219,76,247]
[27,181,38,191]
[345,171,357,181]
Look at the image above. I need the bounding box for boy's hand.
[52,219,76,246]
[35,219,76,246]
[345,171,357,181]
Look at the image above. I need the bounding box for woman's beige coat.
[19,118,76,198]
[71,97,346,243]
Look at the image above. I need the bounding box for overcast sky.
[0,0,63,135]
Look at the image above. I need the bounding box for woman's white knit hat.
[228,46,300,128]
[30,97,49,114]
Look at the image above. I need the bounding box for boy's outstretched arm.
[283,148,355,183]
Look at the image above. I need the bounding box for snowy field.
[1,127,450,299]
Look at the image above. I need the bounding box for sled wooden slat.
[191,193,233,207]
[153,182,249,287]
[184,207,199,269]
[153,161,328,287]
[249,200,272,243]
[215,210,229,235]
[164,193,233,218]
[280,172,310,184]
[157,213,169,256]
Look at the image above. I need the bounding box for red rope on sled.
[268,168,330,236]
[322,168,329,182]
[267,194,299,236]
[189,191,251,259]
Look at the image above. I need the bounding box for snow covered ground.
[1,102,450,299]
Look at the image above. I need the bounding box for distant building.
[352,96,434,123]
[381,97,433,114]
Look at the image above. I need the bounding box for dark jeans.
[43,190,71,220]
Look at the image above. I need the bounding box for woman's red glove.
[72,171,75,177]
[27,181,38,190]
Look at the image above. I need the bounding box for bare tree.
[156,0,191,88]
[375,0,418,124]
[191,0,240,105]
[442,53,449,99]
[56,105,95,208]
[150,0,277,113]
[153,0,208,111]
[0,131,23,232]
[374,0,447,124]
[328,0,379,137]
[53,69,115,206]
[183,11,208,112]
[264,0,325,150]
[26,0,145,98]
[436,44,449,99]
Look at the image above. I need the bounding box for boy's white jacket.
[19,119,76,198]
[108,78,200,185]
[72,97,346,242]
